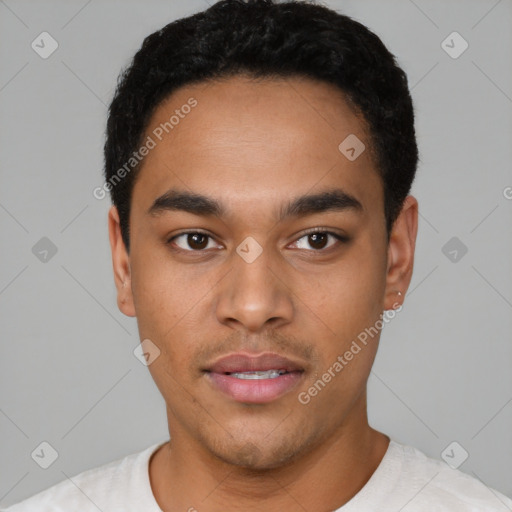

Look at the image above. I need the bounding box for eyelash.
[167,228,350,253]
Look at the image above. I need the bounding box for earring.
[391,290,403,310]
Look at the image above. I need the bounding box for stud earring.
[390,290,403,310]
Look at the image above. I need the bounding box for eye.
[168,231,221,251]
[290,229,348,251]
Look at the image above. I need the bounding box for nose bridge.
[215,238,293,332]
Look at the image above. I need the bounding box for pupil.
[309,233,327,249]
[189,233,208,249]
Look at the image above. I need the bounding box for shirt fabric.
[3,439,512,511]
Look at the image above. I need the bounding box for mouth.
[203,352,305,404]
[226,369,288,380]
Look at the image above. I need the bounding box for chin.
[206,429,318,472]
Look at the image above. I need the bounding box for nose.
[215,243,294,333]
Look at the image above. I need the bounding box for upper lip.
[205,352,305,374]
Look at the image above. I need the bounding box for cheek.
[130,245,197,325]
[129,257,186,360]
[298,258,384,411]
[129,248,221,375]
[298,247,386,339]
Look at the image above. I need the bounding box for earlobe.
[108,205,136,317]
[383,195,418,311]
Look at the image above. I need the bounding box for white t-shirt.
[2,439,511,511]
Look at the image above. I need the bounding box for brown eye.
[169,232,218,251]
[291,230,347,251]
[308,232,328,250]
[187,233,208,249]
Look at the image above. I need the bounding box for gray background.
[1,0,511,507]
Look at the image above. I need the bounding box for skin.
[108,74,418,511]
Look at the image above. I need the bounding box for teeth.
[229,370,286,380]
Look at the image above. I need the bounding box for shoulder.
[1,442,164,512]
[389,440,512,511]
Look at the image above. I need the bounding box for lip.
[206,352,304,374]
[204,352,305,404]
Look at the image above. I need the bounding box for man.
[4,0,511,510]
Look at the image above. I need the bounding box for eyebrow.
[147,188,363,220]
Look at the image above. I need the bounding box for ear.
[108,205,136,317]
[383,195,418,311]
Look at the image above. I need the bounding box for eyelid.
[167,228,212,242]
[288,227,350,250]
[167,230,223,251]
[294,226,349,240]
[167,227,349,253]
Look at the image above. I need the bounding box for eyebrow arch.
[148,189,225,217]
[279,188,363,220]
[147,188,363,219]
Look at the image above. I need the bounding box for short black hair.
[104,0,418,251]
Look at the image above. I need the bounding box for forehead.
[132,75,382,218]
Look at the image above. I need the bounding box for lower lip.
[206,372,303,404]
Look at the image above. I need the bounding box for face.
[109,75,417,470]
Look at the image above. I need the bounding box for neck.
[149,397,390,512]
